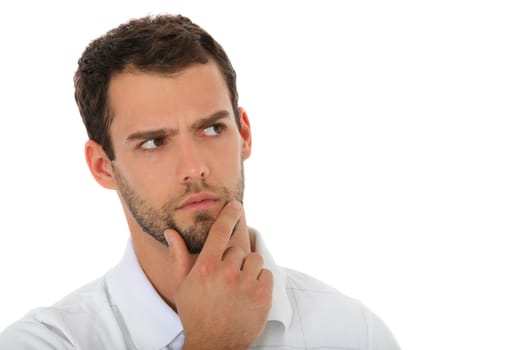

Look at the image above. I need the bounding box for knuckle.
[247,253,263,266]
[260,269,274,286]
[198,260,214,277]
[223,245,244,258]
[239,274,254,292]
[221,263,239,284]
[254,282,272,306]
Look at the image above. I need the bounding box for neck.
[130,231,184,310]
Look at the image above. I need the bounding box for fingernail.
[163,230,172,246]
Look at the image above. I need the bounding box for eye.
[202,124,225,136]
[140,138,164,150]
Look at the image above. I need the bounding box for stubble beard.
[112,164,244,254]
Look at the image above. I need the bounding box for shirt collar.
[106,240,183,349]
[251,229,293,329]
[106,230,293,349]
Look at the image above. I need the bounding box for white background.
[0,1,524,349]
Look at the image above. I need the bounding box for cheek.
[118,159,179,203]
[210,144,243,173]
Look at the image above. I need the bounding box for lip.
[177,192,220,211]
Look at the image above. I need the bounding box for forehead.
[107,62,233,134]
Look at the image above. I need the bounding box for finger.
[240,253,264,279]
[225,208,249,251]
[198,200,242,262]
[257,268,274,286]
[221,246,245,271]
[256,269,274,304]
[229,204,247,238]
[164,228,192,282]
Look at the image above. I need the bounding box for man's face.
[106,62,251,253]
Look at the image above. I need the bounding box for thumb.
[164,228,192,281]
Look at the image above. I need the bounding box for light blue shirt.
[0,231,401,349]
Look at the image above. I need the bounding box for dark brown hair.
[74,14,239,160]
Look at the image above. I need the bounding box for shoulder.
[34,275,113,324]
[0,276,127,349]
[283,267,367,319]
[0,312,74,350]
[283,267,345,294]
[282,267,401,349]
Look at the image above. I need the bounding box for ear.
[85,140,117,190]
[238,107,252,160]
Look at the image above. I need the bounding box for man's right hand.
[164,201,273,349]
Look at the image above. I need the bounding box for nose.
[177,138,210,182]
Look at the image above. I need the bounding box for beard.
[112,164,244,254]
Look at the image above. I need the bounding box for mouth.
[177,193,220,212]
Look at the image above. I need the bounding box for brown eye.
[140,138,164,150]
[203,124,225,136]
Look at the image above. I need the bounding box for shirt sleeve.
[0,317,74,350]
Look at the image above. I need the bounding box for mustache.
[182,181,215,196]
[162,181,228,211]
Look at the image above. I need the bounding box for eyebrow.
[125,110,232,142]
[190,110,231,131]
[126,128,176,143]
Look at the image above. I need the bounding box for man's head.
[76,15,252,253]
[74,14,240,160]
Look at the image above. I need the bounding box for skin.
[85,62,273,348]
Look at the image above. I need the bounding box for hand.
[164,201,273,350]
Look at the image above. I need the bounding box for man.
[0,14,400,349]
